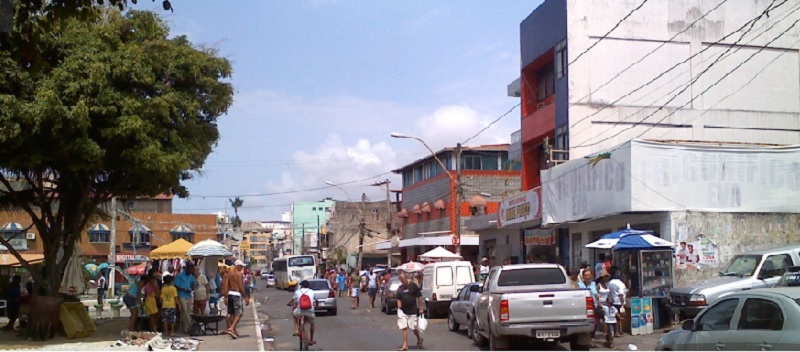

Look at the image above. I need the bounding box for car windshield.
[719,255,762,277]
[308,281,329,290]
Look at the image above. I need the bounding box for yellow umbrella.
[150,238,194,260]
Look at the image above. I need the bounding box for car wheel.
[466,315,474,339]
[447,311,459,332]
[471,318,487,346]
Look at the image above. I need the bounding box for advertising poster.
[643,297,654,334]
[630,298,642,335]
[675,234,718,270]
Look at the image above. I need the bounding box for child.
[160,275,179,337]
[603,297,619,349]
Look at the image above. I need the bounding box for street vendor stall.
[150,238,193,260]
[585,229,676,335]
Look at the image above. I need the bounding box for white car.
[656,287,800,350]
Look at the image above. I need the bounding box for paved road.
[200,286,664,351]
[258,287,572,351]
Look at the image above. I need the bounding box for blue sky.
[147,1,542,220]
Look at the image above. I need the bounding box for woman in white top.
[193,266,211,315]
[596,270,612,338]
[607,266,628,337]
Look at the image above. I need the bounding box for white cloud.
[415,105,514,151]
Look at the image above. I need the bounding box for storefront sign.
[523,228,556,246]
[542,140,800,224]
[115,254,145,262]
[498,188,542,228]
[0,239,28,251]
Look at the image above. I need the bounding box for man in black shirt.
[396,271,424,351]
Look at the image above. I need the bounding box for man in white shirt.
[478,257,490,280]
[367,268,378,309]
[287,280,318,346]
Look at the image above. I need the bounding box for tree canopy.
[0,7,234,295]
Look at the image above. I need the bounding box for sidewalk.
[197,299,264,351]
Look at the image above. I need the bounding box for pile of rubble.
[111,331,201,351]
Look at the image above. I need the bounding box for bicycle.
[288,303,313,351]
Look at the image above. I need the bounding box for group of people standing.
[569,254,629,349]
[327,267,387,309]
[119,259,250,339]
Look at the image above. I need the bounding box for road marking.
[253,299,265,351]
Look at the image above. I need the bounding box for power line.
[461,103,521,145]
[569,0,730,110]
[569,0,800,144]
[568,0,651,66]
[573,0,789,149]
[580,12,800,154]
[186,171,393,198]
[568,0,788,132]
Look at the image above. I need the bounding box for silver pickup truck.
[473,263,595,351]
[669,244,800,319]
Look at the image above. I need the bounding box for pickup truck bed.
[474,264,594,350]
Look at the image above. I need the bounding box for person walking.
[396,271,424,351]
[193,266,210,315]
[607,266,628,337]
[348,269,361,309]
[123,275,146,332]
[174,264,196,333]
[336,269,347,298]
[579,268,600,346]
[221,260,250,339]
[97,270,108,306]
[367,268,378,309]
[144,275,160,332]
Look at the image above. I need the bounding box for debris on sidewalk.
[146,336,202,351]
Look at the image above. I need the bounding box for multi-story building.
[241,221,271,267]
[291,199,334,256]
[0,210,219,265]
[386,144,521,263]
[326,199,396,269]
[511,0,800,282]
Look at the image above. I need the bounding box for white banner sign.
[542,140,800,224]
[498,188,542,228]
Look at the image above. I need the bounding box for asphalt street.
[258,286,570,351]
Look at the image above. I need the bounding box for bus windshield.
[288,256,315,267]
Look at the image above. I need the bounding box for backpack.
[299,290,313,310]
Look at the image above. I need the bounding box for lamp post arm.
[412,137,456,184]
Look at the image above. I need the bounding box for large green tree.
[0,7,233,295]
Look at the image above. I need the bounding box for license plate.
[535,330,560,339]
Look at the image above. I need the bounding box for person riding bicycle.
[287,280,318,345]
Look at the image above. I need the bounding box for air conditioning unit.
[25,233,36,240]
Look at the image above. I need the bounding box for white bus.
[272,255,317,290]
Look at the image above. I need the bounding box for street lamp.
[391,132,463,255]
[326,181,367,270]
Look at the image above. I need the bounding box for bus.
[272,255,317,290]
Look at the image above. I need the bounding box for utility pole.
[357,192,366,270]
[301,224,306,255]
[372,179,393,267]
[108,197,117,297]
[454,143,463,255]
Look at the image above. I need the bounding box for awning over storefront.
[87,223,111,234]
[401,235,479,247]
[0,253,44,267]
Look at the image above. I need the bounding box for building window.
[462,155,482,170]
[537,62,555,101]
[325,207,330,212]
[89,233,110,243]
[413,167,423,183]
[422,163,432,179]
[555,40,567,79]
[554,124,569,161]
[130,232,151,243]
[172,233,193,242]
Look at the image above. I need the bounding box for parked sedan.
[305,279,337,315]
[448,282,482,338]
[656,287,800,350]
[380,275,402,315]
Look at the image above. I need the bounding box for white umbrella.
[419,246,462,261]
[397,261,425,272]
[187,239,232,257]
[60,246,85,295]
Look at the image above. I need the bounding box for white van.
[421,261,475,318]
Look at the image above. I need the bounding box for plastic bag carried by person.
[417,314,428,333]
